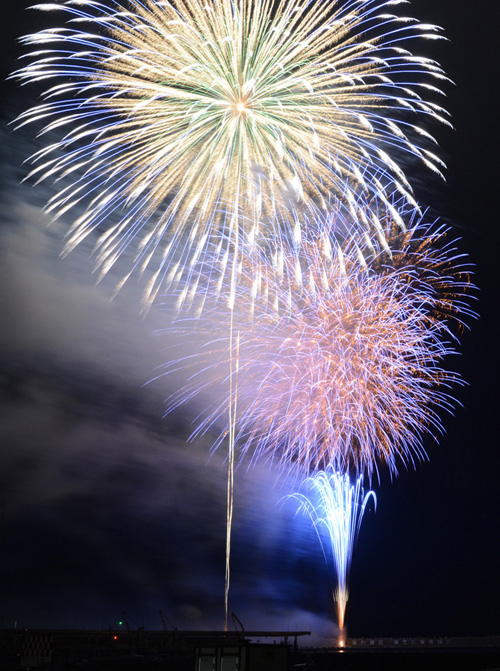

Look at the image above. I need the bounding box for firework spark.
[290,467,376,635]
[164,210,474,479]
[14,0,450,304]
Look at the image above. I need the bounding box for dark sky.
[0,0,498,642]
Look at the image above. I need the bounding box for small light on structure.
[236,101,246,114]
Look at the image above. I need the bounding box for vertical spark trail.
[291,466,376,637]
[225,324,240,631]
[224,211,241,630]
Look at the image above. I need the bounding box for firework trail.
[14,0,450,305]
[290,467,376,637]
[164,209,474,479]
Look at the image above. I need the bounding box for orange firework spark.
[164,211,474,478]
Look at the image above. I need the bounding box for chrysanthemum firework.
[14,0,450,304]
[165,211,474,478]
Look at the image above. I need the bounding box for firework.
[14,0,450,304]
[290,467,376,635]
[164,210,474,478]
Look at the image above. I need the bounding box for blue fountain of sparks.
[290,465,376,640]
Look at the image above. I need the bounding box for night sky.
[0,0,498,641]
